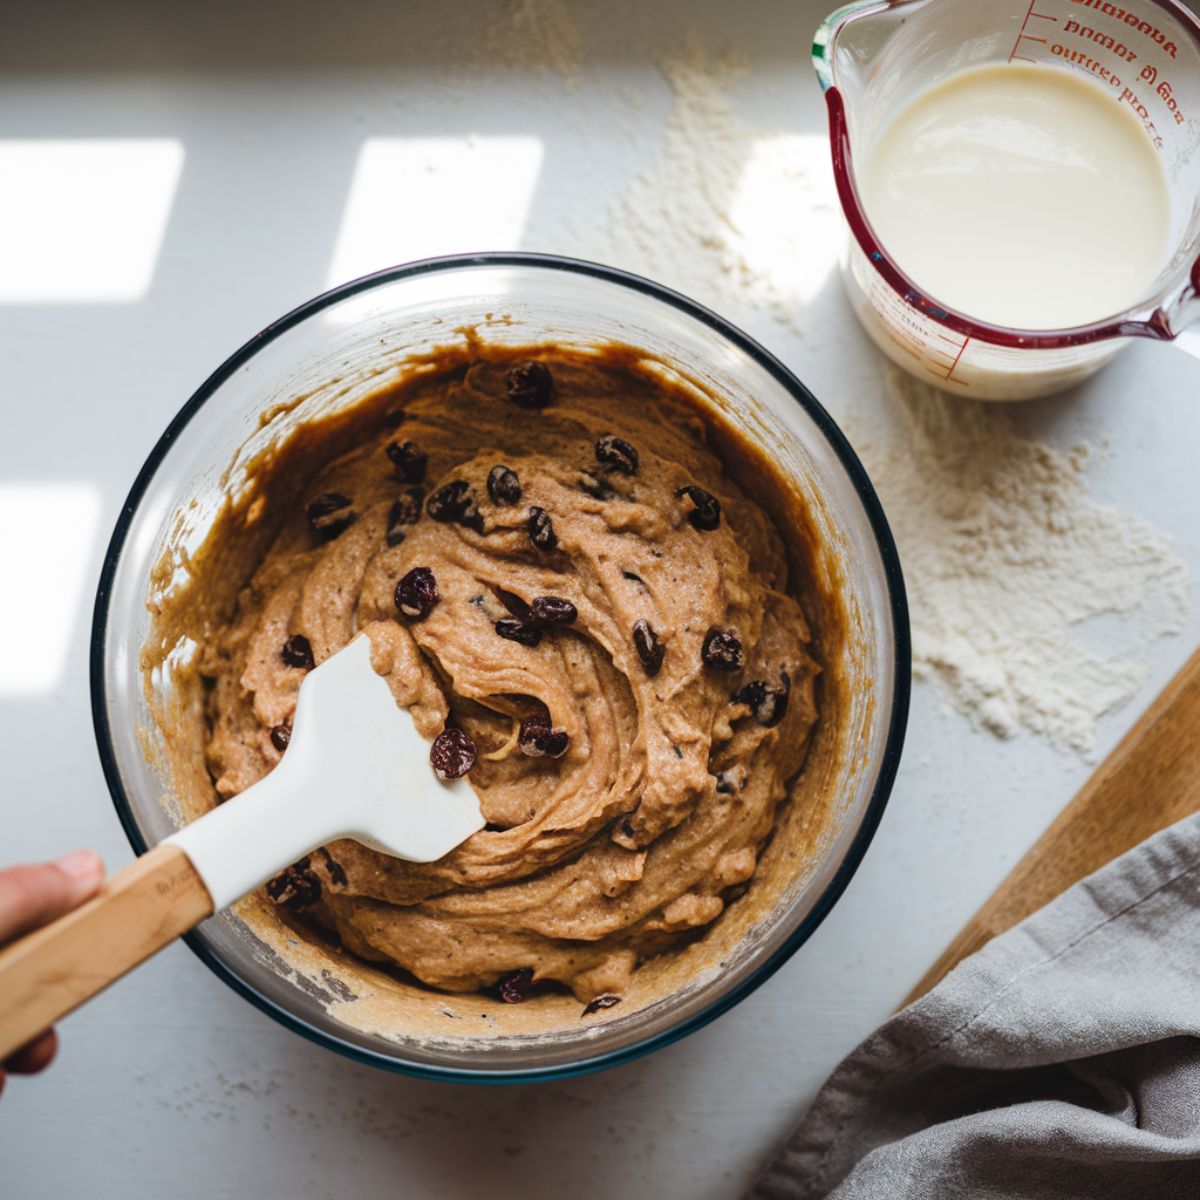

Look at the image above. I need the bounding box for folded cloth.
[748,810,1200,1200]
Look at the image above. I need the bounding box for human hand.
[0,851,103,1097]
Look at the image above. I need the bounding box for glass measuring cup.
[813,0,1200,400]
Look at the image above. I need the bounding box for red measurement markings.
[1009,1,1059,64]
[924,332,971,384]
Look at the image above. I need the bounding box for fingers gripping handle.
[0,844,214,1061]
[0,761,329,1059]
[0,760,325,1060]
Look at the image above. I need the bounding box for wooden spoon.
[905,647,1200,1006]
[0,634,483,1060]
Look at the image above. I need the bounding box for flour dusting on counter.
[577,34,840,333]
[850,372,1190,756]
[484,0,583,89]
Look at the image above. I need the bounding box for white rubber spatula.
[0,633,483,1061]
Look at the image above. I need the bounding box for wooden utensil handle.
[905,647,1200,1007]
[0,843,213,1060]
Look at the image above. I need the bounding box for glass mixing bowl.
[91,253,909,1082]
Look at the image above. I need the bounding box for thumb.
[0,851,104,945]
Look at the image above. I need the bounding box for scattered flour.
[851,371,1190,756]
[579,33,842,333]
[484,0,584,90]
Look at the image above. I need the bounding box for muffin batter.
[200,349,821,1004]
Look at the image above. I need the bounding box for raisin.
[527,506,557,551]
[487,465,522,506]
[619,814,636,839]
[676,485,721,532]
[266,856,320,912]
[395,566,440,620]
[306,492,356,541]
[319,847,349,889]
[495,618,542,647]
[427,480,484,533]
[505,361,554,410]
[386,488,425,546]
[582,994,622,1017]
[269,724,291,752]
[733,670,791,728]
[430,727,477,780]
[494,588,533,622]
[518,715,569,759]
[498,967,535,1003]
[386,441,427,484]
[541,730,571,759]
[702,628,744,672]
[579,470,614,501]
[595,434,639,476]
[281,634,315,670]
[715,767,745,795]
[529,596,577,627]
[632,619,665,677]
[733,680,767,713]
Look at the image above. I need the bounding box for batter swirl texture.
[203,352,820,1002]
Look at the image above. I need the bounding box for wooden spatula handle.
[0,843,213,1060]
[905,647,1200,1006]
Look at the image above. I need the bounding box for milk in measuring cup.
[861,62,1170,330]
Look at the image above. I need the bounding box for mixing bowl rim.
[90,250,911,1084]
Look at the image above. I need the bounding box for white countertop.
[3,2,1199,1196]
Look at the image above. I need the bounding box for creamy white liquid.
[861,63,1170,330]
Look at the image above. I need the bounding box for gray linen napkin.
[748,810,1200,1199]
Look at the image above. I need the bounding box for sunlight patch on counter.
[0,484,102,694]
[0,139,183,303]
[727,132,842,308]
[325,136,544,288]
